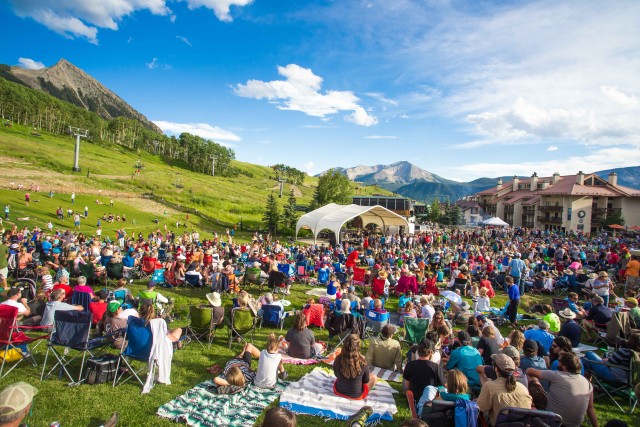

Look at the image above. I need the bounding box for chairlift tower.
[210,155,217,177]
[69,126,89,172]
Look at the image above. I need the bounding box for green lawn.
[0,280,634,426]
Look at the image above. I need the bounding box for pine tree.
[451,205,463,225]
[262,192,281,234]
[429,198,441,222]
[283,188,299,232]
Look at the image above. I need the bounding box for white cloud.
[365,135,399,139]
[146,58,158,69]
[18,57,45,70]
[234,64,378,126]
[302,161,315,173]
[153,121,241,145]
[8,0,253,42]
[547,146,558,151]
[450,147,640,179]
[365,92,398,106]
[176,35,192,47]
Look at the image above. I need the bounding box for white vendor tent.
[296,203,409,244]
[482,217,509,227]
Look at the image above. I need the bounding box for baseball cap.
[491,353,516,371]
[475,314,486,322]
[147,281,157,288]
[626,297,638,307]
[500,345,520,360]
[523,339,538,355]
[538,320,550,330]
[107,301,121,313]
[0,382,38,417]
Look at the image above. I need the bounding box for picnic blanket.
[305,288,335,299]
[321,350,402,382]
[280,353,318,365]
[157,380,286,427]
[280,368,398,423]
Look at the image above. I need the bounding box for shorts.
[0,267,7,280]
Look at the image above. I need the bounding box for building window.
[567,208,572,221]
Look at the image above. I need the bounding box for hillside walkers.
[67,207,73,218]
[84,206,89,217]
[56,207,63,220]
[73,213,81,230]
[24,193,30,207]
[3,205,8,220]
[71,192,75,204]
[110,199,114,207]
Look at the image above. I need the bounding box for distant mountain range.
[324,161,640,201]
[0,59,161,133]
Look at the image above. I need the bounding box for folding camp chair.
[243,267,265,291]
[327,312,362,352]
[151,268,166,286]
[185,305,216,348]
[71,291,92,312]
[259,304,285,330]
[452,277,468,294]
[407,391,456,426]
[111,289,134,309]
[140,257,157,279]
[551,298,569,314]
[79,262,98,285]
[364,310,390,339]
[227,309,256,349]
[106,262,124,286]
[335,271,348,285]
[303,303,325,328]
[100,256,113,268]
[164,270,183,288]
[40,310,109,385]
[403,317,429,348]
[295,261,311,284]
[0,305,50,379]
[372,278,386,298]
[316,268,330,286]
[493,407,563,427]
[184,274,202,288]
[113,316,153,388]
[353,267,367,287]
[585,350,639,413]
[158,248,167,262]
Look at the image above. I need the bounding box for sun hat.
[0,382,38,417]
[587,272,597,279]
[491,353,516,371]
[558,308,576,319]
[459,301,471,310]
[564,270,573,275]
[206,292,222,307]
[107,301,121,313]
[378,270,388,278]
[626,297,638,307]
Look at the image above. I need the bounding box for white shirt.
[117,308,139,319]
[1,299,27,314]
[421,304,435,321]
[254,350,281,388]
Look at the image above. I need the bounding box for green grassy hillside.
[0,123,392,236]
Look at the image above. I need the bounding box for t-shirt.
[89,302,107,325]
[626,259,640,277]
[74,285,94,295]
[445,345,483,389]
[224,358,256,384]
[0,299,27,314]
[254,350,281,388]
[558,320,581,347]
[520,355,546,372]
[403,359,446,402]
[476,377,532,426]
[524,328,555,352]
[540,370,592,427]
[285,328,315,359]
[477,337,500,365]
[629,306,640,327]
[41,301,79,326]
[333,354,369,398]
[421,304,435,321]
[585,304,612,326]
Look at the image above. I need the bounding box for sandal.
[207,365,222,375]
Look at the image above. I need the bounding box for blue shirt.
[524,328,555,352]
[446,345,483,389]
[508,284,520,301]
[41,240,52,254]
[508,258,526,277]
[520,355,547,372]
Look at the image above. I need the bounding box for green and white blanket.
[157,380,286,427]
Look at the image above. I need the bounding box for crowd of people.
[0,219,639,426]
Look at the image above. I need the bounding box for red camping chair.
[164,270,183,287]
[0,305,50,379]
[141,257,158,277]
[353,267,367,287]
[372,278,386,298]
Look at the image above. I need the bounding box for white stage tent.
[482,216,510,227]
[295,203,409,244]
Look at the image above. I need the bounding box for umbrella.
[440,290,462,305]
[608,224,626,230]
[629,225,640,232]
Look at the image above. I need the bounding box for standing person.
[624,255,640,291]
[0,238,8,291]
[24,193,29,207]
[73,213,81,230]
[332,334,377,399]
[506,275,520,328]
[71,192,75,204]
[526,352,598,427]
[84,206,89,217]
[3,205,8,220]
[507,252,526,295]
[592,271,612,307]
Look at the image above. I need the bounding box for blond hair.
[447,369,469,395]
[226,366,245,387]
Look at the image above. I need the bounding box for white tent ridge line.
[482,216,509,227]
[295,204,409,244]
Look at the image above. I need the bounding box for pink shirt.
[74,285,94,295]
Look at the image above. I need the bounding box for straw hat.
[378,270,388,279]
[559,308,576,319]
[206,292,222,307]
[587,272,597,279]
[564,270,573,275]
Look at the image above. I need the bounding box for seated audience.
[403,338,446,409]
[41,289,83,327]
[583,296,613,339]
[444,331,483,392]
[583,332,640,384]
[284,312,322,359]
[332,334,377,399]
[558,308,581,347]
[366,324,402,371]
[524,320,555,353]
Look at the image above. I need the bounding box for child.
[399,301,417,326]
[398,290,414,312]
[360,289,373,311]
[326,274,338,298]
[253,334,286,388]
[470,285,480,314]
[475,287,491,314]
[416,369,470,416]
[40,267,54,292]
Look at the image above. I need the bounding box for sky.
[2,0,640,182]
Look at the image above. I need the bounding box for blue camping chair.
[41,310,109,384]
[364,309,390,337]
[157,248,166,262]
[100,256,113,268]
[112,289,133,309]
[71,291,92,312]
[259,304,285,330]
[332,262,343,273]
[184,274,202,288]
[317,268,330,286]
[113,316,153,388]
[151,268,166,285]
[278,263,294,278]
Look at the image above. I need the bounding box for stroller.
[488,301,538,326]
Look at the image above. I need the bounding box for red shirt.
[53,283,73,300]
[88,302,107,325]
[479,279,495,298]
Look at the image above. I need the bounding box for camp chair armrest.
[13,325,50,331]
[585,359,631,372]
[406,390,418,419]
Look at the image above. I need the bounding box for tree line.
[0,77,238,177]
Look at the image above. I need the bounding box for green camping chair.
[243,267,265,291]
[185,305,216,348]
[227,308,256,349]
[106,262,124,287]
[403,317,429,347]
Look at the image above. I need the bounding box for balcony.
[539,205,564,212]
[537,216,563,224]
[592,207,621,215]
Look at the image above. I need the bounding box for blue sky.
[2,0,640,181]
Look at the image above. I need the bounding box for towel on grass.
[279,353,318,365]
[157,380,286,427]
[280,368,398,423]
[305,288,335,299]
[321,351,402,382]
